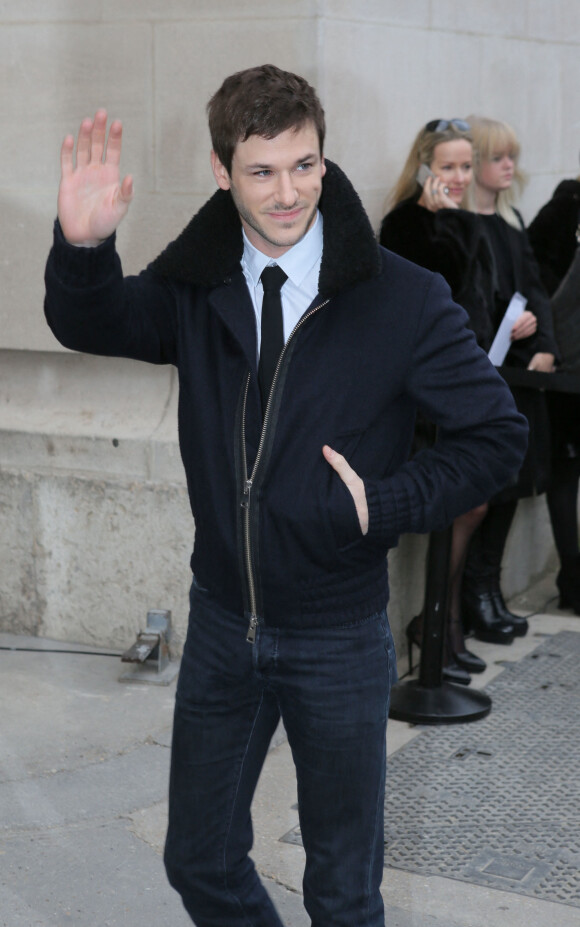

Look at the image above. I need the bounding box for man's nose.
[276,172,298,206]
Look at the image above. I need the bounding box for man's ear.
[320,156,326,179]
[211,151,231,191]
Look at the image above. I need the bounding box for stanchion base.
[389,679,492,725]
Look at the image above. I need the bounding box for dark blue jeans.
[164,579,397,926]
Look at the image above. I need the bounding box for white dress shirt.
[241,212,324,357]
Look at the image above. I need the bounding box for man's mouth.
[268,206,303,221]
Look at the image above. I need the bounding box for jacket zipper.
[241,299,330,643]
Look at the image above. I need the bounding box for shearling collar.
[149,159,381,298]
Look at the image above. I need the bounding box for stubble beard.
[231,186,320,252]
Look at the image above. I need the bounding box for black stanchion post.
[418,527,451,688]
[389,528,492,725]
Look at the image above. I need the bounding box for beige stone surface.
[527,0,580,41]
[433,0,527,35]
[153,19,320,194]
[0,466,193,648]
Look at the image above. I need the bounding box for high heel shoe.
[453,648,486,673]
[461,588,514,644]
[556,556,580,615]
[448,618,486,674]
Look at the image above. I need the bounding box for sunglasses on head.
[425,118,470,133]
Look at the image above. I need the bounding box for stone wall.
[0,1,574,655]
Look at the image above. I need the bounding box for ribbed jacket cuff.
[52,219,118,287]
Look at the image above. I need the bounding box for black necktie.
[258,265,287,410]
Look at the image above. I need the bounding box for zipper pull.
[246,615,258,644]
[241,478,252,510]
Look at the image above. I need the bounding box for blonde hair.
[466,115,527,228]
[387,121,473,211]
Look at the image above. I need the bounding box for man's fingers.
[322,445,369,535]
[60,134,75,176]
[75,117,94,166]
[322,445,354,483]
[118,175,134,205]
[105,119,124,166]
[90,109,108,164]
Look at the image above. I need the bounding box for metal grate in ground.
[384,630,580,907]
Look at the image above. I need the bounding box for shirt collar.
[241,211,323,288]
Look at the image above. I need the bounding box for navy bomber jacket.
[44,160,528,634]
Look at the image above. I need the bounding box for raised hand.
[418,175,458,212]
[57,109,133,246]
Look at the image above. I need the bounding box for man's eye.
[297,162,313,172]
[254,170,272,177]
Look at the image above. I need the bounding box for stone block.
[0,191,56,351]
[0,1,105,21]
[0,23,153,191]
[154,20,320,193]
[322,21,481,195]
[527,0,580,42]
[105,0,317,18]
[0,470,40,635]
[35,473,193,650]
[323,0,430,27]
[432,0,527,36]
[477,37,561,174]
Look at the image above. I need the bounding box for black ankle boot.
[462,589,514,644]
[556,556,580,615]
[490,586,528,636]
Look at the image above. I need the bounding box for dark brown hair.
[207,64,326,174]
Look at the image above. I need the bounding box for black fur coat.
[380,198,495,350]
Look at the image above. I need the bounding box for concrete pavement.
[1,570,578,926]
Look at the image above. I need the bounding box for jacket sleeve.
[363,273,528,543]
[528,186,580,296]
[517,223,558,357]
[44,220,179,365]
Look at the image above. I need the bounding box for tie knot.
[260,265,288,294]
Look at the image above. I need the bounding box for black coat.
[44,162,527,627]
[528,179,580,459]
[379,199,495,349]
[528,179,580,296]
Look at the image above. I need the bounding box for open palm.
[58,109,133,246]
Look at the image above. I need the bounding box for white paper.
[487,291,528,366]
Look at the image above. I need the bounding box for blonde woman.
[461,116,557,640]
[380,119,494,341]
[381,120,499,684]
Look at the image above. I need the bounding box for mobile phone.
[416,164,434,186]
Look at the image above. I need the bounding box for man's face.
[211,121,326,258]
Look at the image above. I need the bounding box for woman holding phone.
[380,119,497,685]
